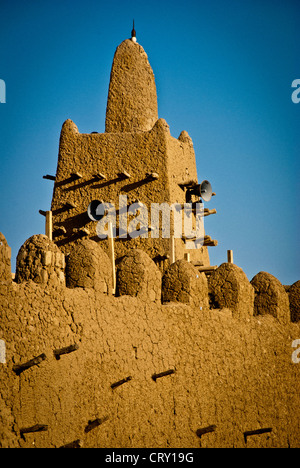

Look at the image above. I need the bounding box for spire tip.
[131,19,137,42]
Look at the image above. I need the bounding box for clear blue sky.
[0,0,299,285]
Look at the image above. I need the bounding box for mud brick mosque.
[0,26,299,448]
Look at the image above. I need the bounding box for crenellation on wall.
[66,238,112,294]
[162,259,209,308]
[15,234,65,287]
[251,271,290,325]
[116,249,161,302]
[208,262,254,319]
[288,280,300,322]
[0,232,12,282]
[178,130,194,146]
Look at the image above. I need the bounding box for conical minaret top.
[105,31,158,133]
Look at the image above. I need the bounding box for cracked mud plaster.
[288,280,300,323]
[0,234,300,448]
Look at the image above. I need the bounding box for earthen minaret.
[50,29,214,270]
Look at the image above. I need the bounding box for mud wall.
[0,235,299,448]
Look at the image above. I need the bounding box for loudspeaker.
[186,180,212,202]
[87,200,103,221]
